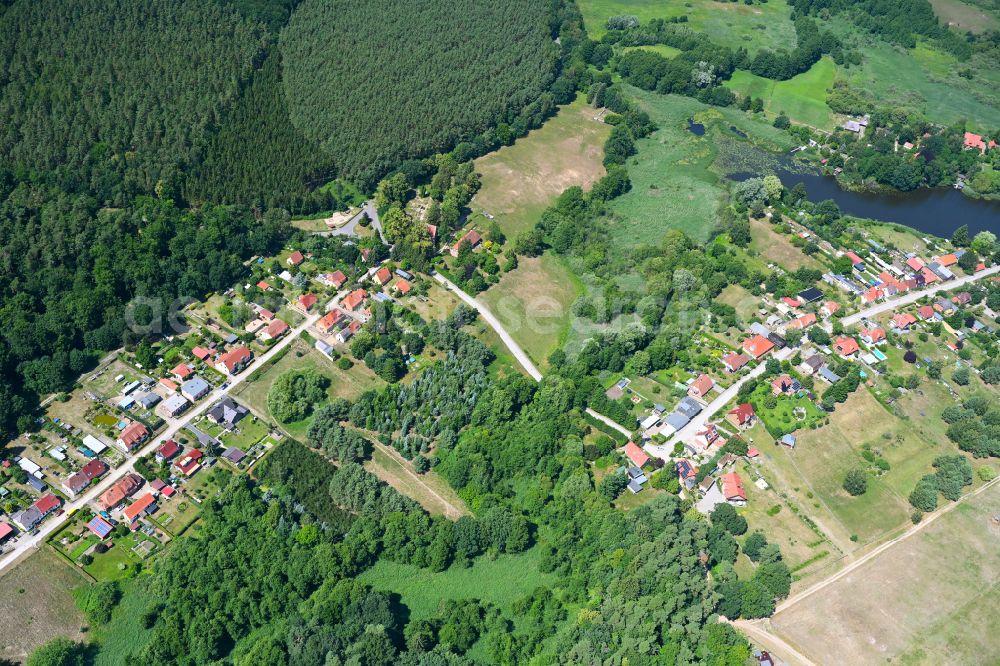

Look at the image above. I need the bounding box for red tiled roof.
[845,251,863,265]
[0,522,14,541]
[123,493,156,522]
[288,250,304,265]
[728,403,755,426]
[342,288,367,311]
[374,267,392,285]
[265,319,288,338]
[318,310,344,333]
[256,280,271,291]
[862,327,886,343]
[823,300,841,315]
[175,449,204,476]
[99,473,144,509]
[937,253,957,267]
[965,131,987,152]
[34,493,61,515]
[689,373,714,396]
[298,293,318,310]
[217,346,251,373]
[786,313,816,330]
[171,363,193,379]
[722,352,750,371]
[395,279,412,294]
[747,447,760,458]
[834,336,860,356]
[329,270,347,287]
[743,335,774,359]
[782,296,801,308]
[893,313,917,329]
[721,472,746,501]
[119,421,149,449]
[624,441,650,467]
[906,257,925,271]
[192,347,211,361]
[917,305,935,319]
[157,439,181,460]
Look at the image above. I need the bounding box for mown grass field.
[929,0,1000,33]
[609,88,796,245]
[724,57,838,130]
[357,546,557,620]
[749,217,825,271]
[772,477,1000,665]
[366,444,470,518]
[472,95,610,238]
[480,254,582,369]
[579,0,798,52]
[0,549,88,662]
[622,44,681,58]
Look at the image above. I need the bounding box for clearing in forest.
[771,478,1000,665]
[479,255,582,369]
[472,96,611,238]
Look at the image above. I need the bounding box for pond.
[730,165,1000,238]
[687,118,705,136]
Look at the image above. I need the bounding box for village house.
[820,300,841,317]
[892,312,917,331]
[341,288,367,312]
[860,327,886,345]
[156,439,181,463]
[86,516,114,540]
[688,373,714,399]
[917,304,936,321]
[122,492,157,527]
[721,352,750,373]
[116,421,149,452]
[181,376,210,402]
[171,363,193,380]
[157,393,190,419]
[256,280,271,291]
[771,374,798,395]
[11,493,61,531]
[207,397,248,429]
[287,250,304,266]
[373,266,392,286]
[298,293,318,312]
[781,296,801,309]
[158,378,178,394]
[779,433,797,448]
[317,309,345,335]
[98,473,144,510]
[742,335,775,360]
[174,449,205,477]
[720,472,747,506]
[676,459,699,490]
[216,346,252,375]
[833,336,860,358]
[450,229,482,257]
[394,279,412,295]
[259,318,289,342]
[62,459,107,497]
[952,291,972,306]
[336,320,362,344]
[624,441,649,468]
[318,271,347,289]
[727,403,756,429]
[963,131,996,153]
[192,346,212,362]
[245,318,266,335]
[690,424,720,453]
[800,354,826,376]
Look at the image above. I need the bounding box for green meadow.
[579,0,798,52]
[725,57,838,130]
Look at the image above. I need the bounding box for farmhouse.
[117,421,149,452]
[450,229,482,257]
[688,373,714,399]
[12,493,61,531]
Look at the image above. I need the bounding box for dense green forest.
[0,0,268,204]
[280,0,559,188]
[50,314,774,664]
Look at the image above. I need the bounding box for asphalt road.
[321,201,386,244]
[0,292,334,576]
[645,347,794,459]
[842,264,1000,326]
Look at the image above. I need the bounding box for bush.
[979,466,997,482]
[842,469,868,496]
[337,357,353,370]
[909,475,939,512]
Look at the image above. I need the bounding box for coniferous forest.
[0,0,566,435]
